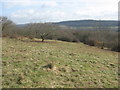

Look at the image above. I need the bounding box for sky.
[0,0,119,24]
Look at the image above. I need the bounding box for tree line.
[1,16,119,52]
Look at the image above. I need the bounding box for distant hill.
[17,20,118,31]
[54,20,118,28]
[16,24,28,27]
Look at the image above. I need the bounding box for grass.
[2,37,118,88]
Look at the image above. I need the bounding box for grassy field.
[2,37,118,88]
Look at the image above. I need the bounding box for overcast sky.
[0,0,119,24]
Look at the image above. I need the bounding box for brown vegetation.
[1,16,119,52]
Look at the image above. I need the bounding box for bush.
[111,43,120,52]
[2,16,119,52]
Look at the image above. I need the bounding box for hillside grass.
[2,37,118,88]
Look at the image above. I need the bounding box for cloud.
[74,0,118,20]
[1,0,58,8]
[1,0,118,23]
[10,9,66,24]
[41,1,58,7]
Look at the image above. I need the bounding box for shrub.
[2,16,119,52]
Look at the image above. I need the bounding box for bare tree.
[38,23,54,42]
[0,17,14,31]
[0,17,15,37]
[27,23,55,42]
[40,32,52,42]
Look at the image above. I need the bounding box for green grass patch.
[2,37,118,88]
